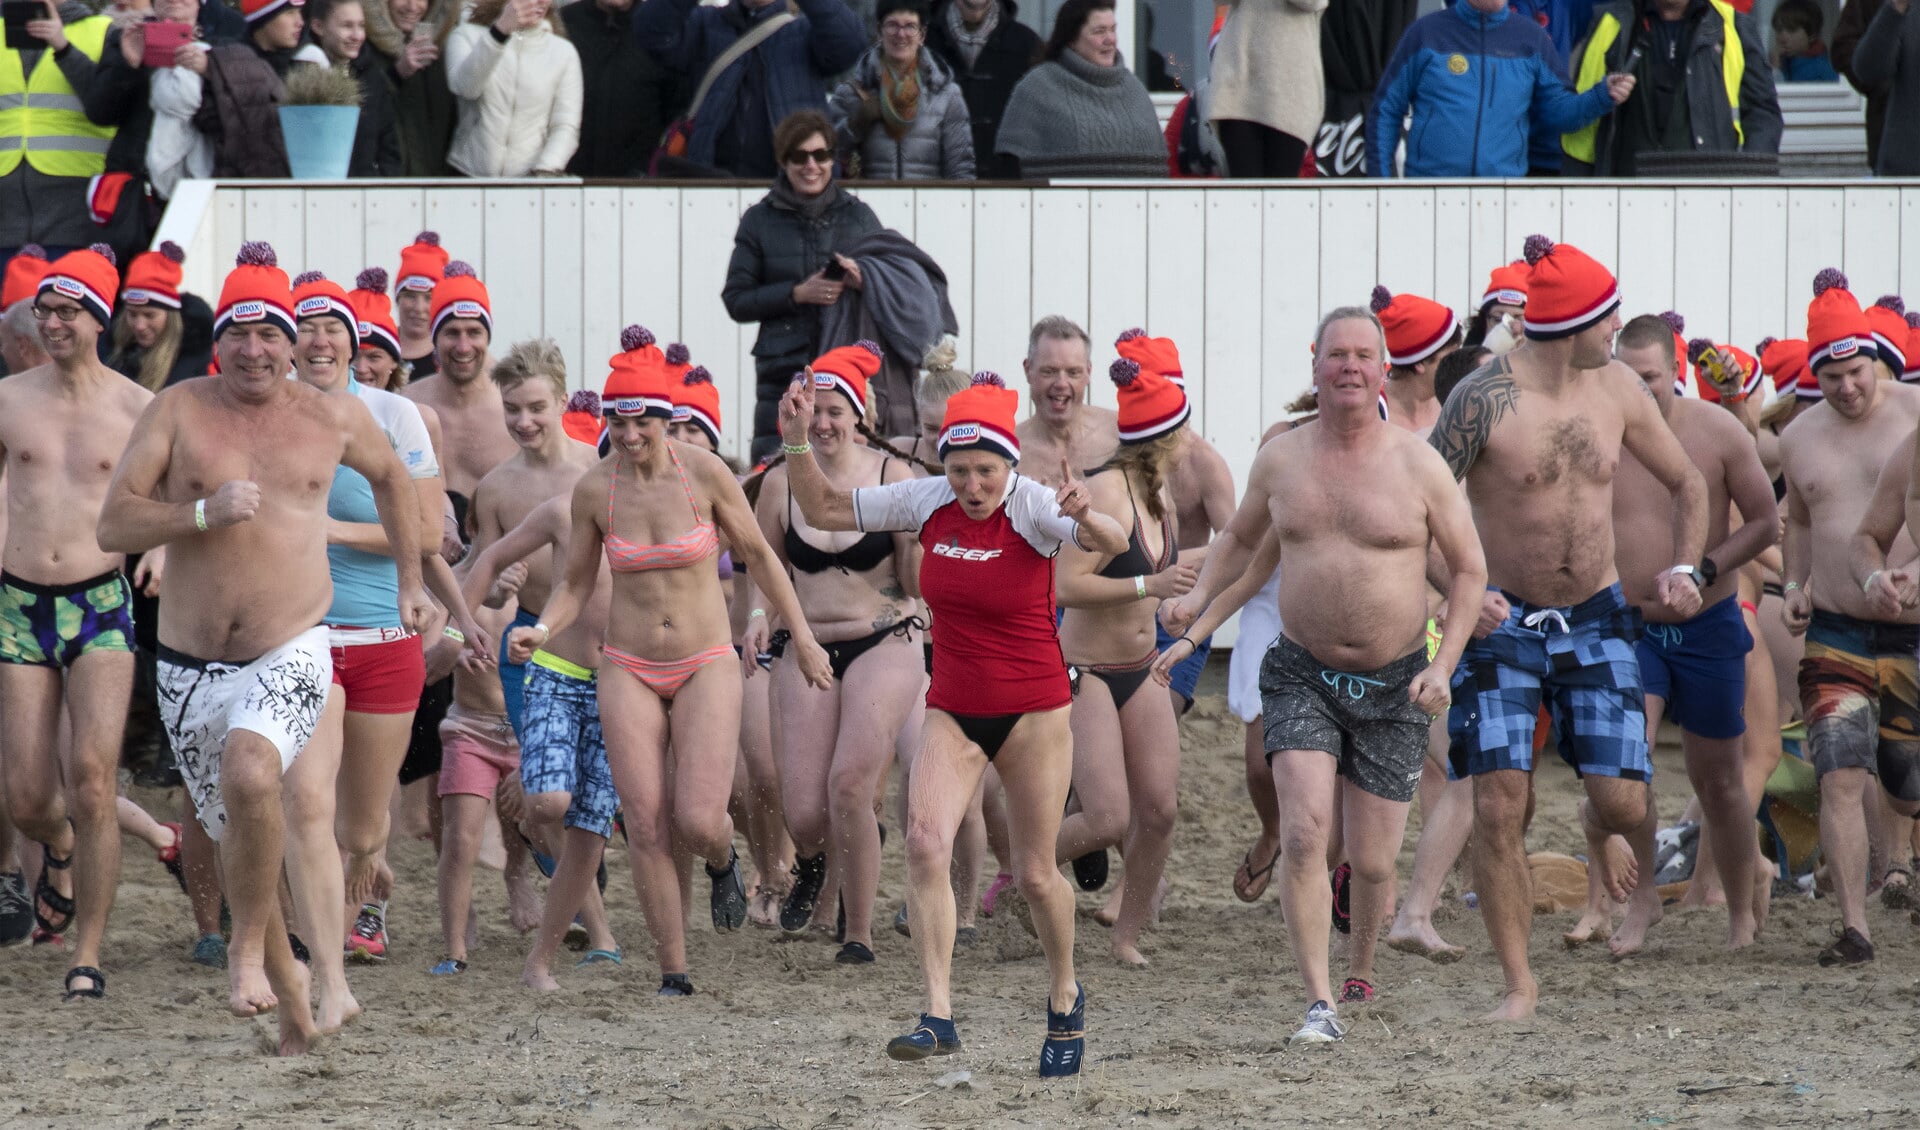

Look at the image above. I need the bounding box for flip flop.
[1233,845,1281,904]
[576,948,622,967]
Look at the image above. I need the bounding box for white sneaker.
[1289,1000,1348,1045]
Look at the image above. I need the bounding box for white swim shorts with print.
[156,626,332,840]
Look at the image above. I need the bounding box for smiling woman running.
[506,330,831,996]
[780,370,1127,1076]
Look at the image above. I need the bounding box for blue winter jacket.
[1367,2,1615,177]
[635,0,867,170]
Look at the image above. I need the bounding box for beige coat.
[1207,0,1329,145]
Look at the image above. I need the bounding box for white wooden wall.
[158,179,1920,490]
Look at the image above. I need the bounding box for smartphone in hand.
[142,19,193,68]
[822,259,848,282]
[3,1,45,50]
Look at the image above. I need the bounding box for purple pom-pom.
[1686,337,1714,364]
[158,241,185,264]
[16,244,46,262]
[355,267,389,293]
[1908,313,1920,330]
[1116,327,1147,343]
[1369,285,1394,314]
[1812,268,1848,297]
[684,366,712,386]
[664,342,690,365]
[1659,311,1685,335]
[1755,336,1778,357]
[236,241,278,268]
[1875,295,1906,315]
[565,390,601,415]
[87,243,116,266]
[413,231,440,247]
[443,260,477,280]
[1522,234,1555,266]
[1109,358,1141,386]
[855,339,883,358]
[621,325,653,351]
[970,371,1005,388]
[292,271,325,287]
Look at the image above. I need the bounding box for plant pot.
[279,105,360,181]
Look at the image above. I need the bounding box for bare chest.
[434,402,517,487]
[1480,406,1620,494]
[1273,473,1424,551]
[168,413,338,508]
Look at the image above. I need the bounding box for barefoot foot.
[1483,988,1537,1022]
[521,964,561,992]
[229,963,278,1017]
[1607,897,1662,957]
[1386,918,1466,963]
[1110,937,1148,967]
[1562,905,1616,949]
[275,962,317,1057]
[314,981,361,1033]
[506,872,542,935]
[1094,877,1125,928]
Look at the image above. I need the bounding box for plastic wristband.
[1134,575,1147,600]
[783,442,812,456]
[442,626,466,643]
[1865,570,1884,596]
[194,498,208,532]
[748,608,767,620]
[533,622,551,643]
[1177,635,1197,653]
[1784,582,1801,592]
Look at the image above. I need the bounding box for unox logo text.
[50,278,84,300]
[296,297,331,317]
[813,372,835,388]
[451,301,484,319]
[358,321,374,335]
[671,405,692,421]
[947,424,980,443]
[612,397,647,415]
[1830,336,1861,359]
[231,300,267,322]
[931,541,1002,562]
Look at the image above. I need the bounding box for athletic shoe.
[836,941,875,964]
[0,871,32,946]
[780,853,827,934]
[893,903,911,938]
[707,849,748,932]
[347,902,389,963]
[1039,983,1086,1078]
[429,957,468,975]
[1071,849,1109,892]
[887,1014,961,1061]
[1340,978,1375,1005]
[1817,926,1875,967]
[1330,864,1352,935]
[658,973,694,997]
[1290,1001,1348,1045]
[190,933,228,969]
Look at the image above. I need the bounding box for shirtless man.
[466,338,601,735]
[1017,317,1117,488]
[1427,237,1707,1018]
[1159,306,1485,1044]
[1781,270,1920,965]
[0,246,159,1000]
[97,243,429,1054]
[1597,316,1779,950]
[401,262,517,531]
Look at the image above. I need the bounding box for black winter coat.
[722,178,882,448]
[925,0,1042,180]
[195,43,299,178]
[106,293,217,389]
[345,47,404,177]
[562,0,684,177]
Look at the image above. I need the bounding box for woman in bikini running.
[780,369,1127,1076]
[507,332,831,996]
[1053,357,1198,966]
[750,343,925,963]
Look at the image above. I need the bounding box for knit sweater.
[994,48,1166,179]
[1851,3,1920,176]
[1208,0,1329,144]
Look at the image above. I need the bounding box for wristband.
[443,626,466,643]
[194,498,208,532]
[782,442,812,456]
[1134,575,1147,600]
[1784,582,1801,592]
[488,24,510,43]
[533,622,551,644]
[1177,635,1197,653]
[748,608,767,620]
[1865,570,1884,597]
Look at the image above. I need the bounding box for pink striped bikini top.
[604,446,719,573]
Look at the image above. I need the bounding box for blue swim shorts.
[1637,595,1751,740]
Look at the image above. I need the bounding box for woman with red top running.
[780,370,1127,1077]
[506,330,831,997]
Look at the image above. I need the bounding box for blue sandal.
[429,957,468,976]
[1039,983,1086,1078]
[887,1014,961,1061]
[576,948,622,967]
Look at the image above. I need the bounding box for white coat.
[444,20,583,177]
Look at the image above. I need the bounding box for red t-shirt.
[852,474,1078,715]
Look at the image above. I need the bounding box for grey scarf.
[944,1,999,69]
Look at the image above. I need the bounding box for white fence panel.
[1085,189,1149,412]
[1673,189,1732,346]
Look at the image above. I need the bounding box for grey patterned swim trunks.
[1261,634,1431,803]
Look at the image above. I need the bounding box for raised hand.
[1055,459,1092,523]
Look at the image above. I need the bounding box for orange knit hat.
[673,366,723,446]
[213,241,296,340]
[810,341,884,417]
[1370,286,1458,367]
[429,261,491,340]
[291,270,359,353]
[1110,357,1189,444]
[3,245,50,310]
[1480,260,1529,311]
[122,241,186,309]
[1758,337,1817,401]
[938,372,1020,463]
[603,325,673,418]
[38,243,119,329]
[1868,297,1907,373]
[1114,328,1185,386]
[396,231,447,293]
[1688,339,1763,404]
[561,390,604,445]
[1520,235,1618,341]
[349,268,402,361]
[1806,269,1876,375]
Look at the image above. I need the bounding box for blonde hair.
[109,307,183,392]
[1105,430,1182,523]
[490,337,568,399]
[915,336,970,420]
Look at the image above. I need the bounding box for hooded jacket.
[363,0,458,175]
[828,46,975,180]
[1368,1,1613,177]
[444,19,583,176]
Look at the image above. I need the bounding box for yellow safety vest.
[1562,1,1744,165]
[0,15,115,178]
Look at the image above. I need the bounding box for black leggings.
[1216,120,1309,179]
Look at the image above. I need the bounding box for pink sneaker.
[981,872,1014,918]
[346,902,388,963]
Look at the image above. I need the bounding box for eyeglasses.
[31,303,85,323]
[786,147,834,167]
[881,20,921,35]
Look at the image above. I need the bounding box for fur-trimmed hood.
[364,0,458,59]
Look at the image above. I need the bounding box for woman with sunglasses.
[723,109,882,464]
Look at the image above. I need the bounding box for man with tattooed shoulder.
[1426,237,1707,1022]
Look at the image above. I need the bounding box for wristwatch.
[1695,557,1719,587]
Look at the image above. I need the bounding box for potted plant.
[279,65,362,181]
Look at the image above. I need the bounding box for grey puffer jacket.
[828,47,976,180]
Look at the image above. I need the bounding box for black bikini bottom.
[947,711,1023,761]
[1072,652,1157,712]
[773,618,924,681]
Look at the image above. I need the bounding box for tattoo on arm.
[1427,360,1519,480]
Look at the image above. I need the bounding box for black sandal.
[62,966,105,1002]
[34,848,75,935]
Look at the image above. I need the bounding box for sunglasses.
[786,147,833,167]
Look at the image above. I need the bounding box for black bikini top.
[787,458,896,575]
[1094,468,1175,580]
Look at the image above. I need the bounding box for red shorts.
[437,704,519,798]
[328,628,426,715]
